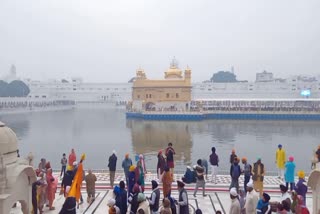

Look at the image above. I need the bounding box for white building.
[24,72,320,103]
[255,70,274,82]
[26,78,132,103]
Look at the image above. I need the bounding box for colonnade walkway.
[11,172,313,214]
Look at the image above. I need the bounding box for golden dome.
[165,58,183,79]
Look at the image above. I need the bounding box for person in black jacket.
[61,168,74,197]
[108,150,117,188]
[128,184,140,214]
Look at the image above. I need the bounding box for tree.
[6,80,30,97]
[210,71,238,83]
[0,80,9,97]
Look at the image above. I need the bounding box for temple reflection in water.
[127,119,192,166]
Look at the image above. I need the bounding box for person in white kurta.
[229,187,241,214]
[244,180,259,214]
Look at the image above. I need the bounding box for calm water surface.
[1,105,319,174]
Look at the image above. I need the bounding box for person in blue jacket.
[284,156,296,191]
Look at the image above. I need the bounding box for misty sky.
[0,0,319,83]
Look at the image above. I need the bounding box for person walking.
[193,159,207,197]
[46,168,57,210]
[294,170,308,206]
[165,142,176,176]
[230,157,241,192]
[177,180,189,214]
[157,150,166,180]
[229,187,241,214]
[128,165,136,194]
[108,150,117,188]
[244,180,259,214]
[37,172,47,213]
[135,158,146,188]
[276,144,286,180]
[148,180,160,214]
[241,157,252,193]
[61,166,74,197]
[122,153,132,185]
[162,166,173,197]
[209,147,219,184]
[60,153,67,178]
[284,156,296,191]
[252,157,265,197]
[85,169,97,203]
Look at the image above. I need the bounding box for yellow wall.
[132,68,192,103]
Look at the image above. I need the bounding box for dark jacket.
[128,171,135,194]
[115,188,127,214]
[150,188,160,211]
[157,155,166,173]
[209,152,219,166]
[166,147,175,162]
[129,193,139,213]
[59,197,76,214]
[230,163,241,179]
[294,178,308,197]
[178,188,189,214]
[62,170,74,189]
[108,154,117,171]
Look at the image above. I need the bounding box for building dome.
[165,58,183,79]
[0,121,18,155]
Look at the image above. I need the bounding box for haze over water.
[1,106,319,174]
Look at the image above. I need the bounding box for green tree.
[6,80,30,97]
[0,80,9,97]
[210,71,238,83]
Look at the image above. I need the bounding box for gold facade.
[132,62,192,106]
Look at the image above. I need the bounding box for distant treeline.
[0,80,30,97]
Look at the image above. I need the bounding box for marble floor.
[10,172,313,214]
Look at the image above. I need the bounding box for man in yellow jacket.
[276,144,286,179]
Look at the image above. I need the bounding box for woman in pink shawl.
[46,168,57,210]
[68,148,76,167]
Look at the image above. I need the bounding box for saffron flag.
[68,153,86,201]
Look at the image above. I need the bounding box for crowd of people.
[24,142,320,214]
